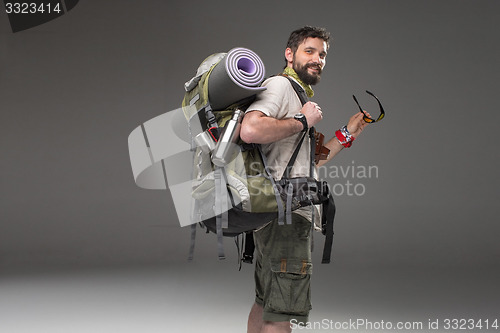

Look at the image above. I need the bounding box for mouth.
[307,65,321,74]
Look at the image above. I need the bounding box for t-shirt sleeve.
[246,76,292,119]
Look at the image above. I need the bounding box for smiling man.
[241,26,369,333]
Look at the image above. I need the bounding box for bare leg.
[247,302,263,333]
[261,321,292,333]
[248,302,292,333]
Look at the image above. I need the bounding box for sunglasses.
[352,90,385,123]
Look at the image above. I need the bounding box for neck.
[282,67,314,98]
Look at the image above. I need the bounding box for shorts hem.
[262,311,309,325]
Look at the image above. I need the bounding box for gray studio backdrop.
[1,0,499,289]
[2,1,499,331]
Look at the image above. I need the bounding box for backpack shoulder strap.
[279,74,316,179]
[283,75,309,105]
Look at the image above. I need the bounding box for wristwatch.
[294,113,308,132]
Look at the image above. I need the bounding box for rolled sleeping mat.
[208,47,266,110]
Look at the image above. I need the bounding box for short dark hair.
[286,25,330,55]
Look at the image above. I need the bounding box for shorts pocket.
[266,260,313,315]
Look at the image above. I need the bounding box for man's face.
[288,37,328,85]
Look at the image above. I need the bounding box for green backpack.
[182,51,336,264]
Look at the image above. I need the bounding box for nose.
[312,52,320,63]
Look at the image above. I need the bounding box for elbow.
[240,111,265,144]
[239,124,257,144]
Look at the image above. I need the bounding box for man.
[240,26,369,333]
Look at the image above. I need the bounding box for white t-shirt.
[246,75,313,180]
[246,75,321,228]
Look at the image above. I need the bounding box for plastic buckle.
[242,254,253,264]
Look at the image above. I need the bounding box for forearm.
[240,111,303,144]
[317,112,369,167]
[316,136,343,167]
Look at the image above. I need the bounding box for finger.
[352,112,363,120]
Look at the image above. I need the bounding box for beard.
[293,58,322,85]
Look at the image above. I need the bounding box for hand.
[300,101,323,128]
[346,111,371,138]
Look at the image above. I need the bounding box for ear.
[285,48,294,65]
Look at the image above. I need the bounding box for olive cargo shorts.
[253,213,313,324]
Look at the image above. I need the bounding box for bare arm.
[240,110,303,144]
[240,101,323,144]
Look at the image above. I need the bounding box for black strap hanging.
[321,191,336,263]
[241,232,255,264]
